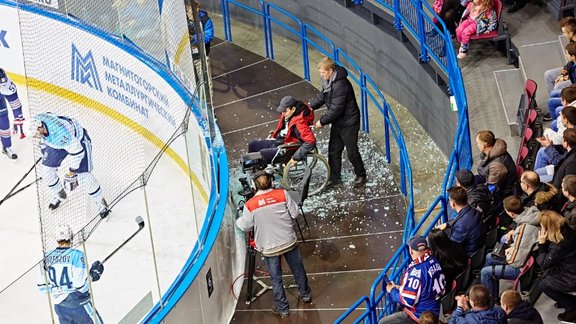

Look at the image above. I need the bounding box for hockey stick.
[0,157,41,206]
[4,178,41,201]
[102,216,145,264]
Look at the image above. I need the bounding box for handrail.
[220,1,471,323]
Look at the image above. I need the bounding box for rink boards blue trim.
[1,1,229,322]
[0,0,207,140]
[143,147,229,323]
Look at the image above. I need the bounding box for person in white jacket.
[236,170,312,317]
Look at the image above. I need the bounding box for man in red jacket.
[248,96,316,166]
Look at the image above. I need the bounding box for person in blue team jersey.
[29,113,109,217]
[379,236,446,323]
[38,225,104,324]
[0,68,25,160]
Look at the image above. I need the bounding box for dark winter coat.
[535,183,560,212]
[505,301,543,324]
[551,147,576,191]
[309,66,361,128]
[446,206,486,256]
[536,224,576,291]
[520,182,560,212]
[466,183,493,219]
[449,306,506,324]
[477,139,518,198]
[562,199,576,229]
[271,104,316,161]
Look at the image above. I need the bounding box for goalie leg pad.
[78,172,104,202]
[41,165,64,197]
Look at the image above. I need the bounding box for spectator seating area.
[516,79,542,172]
[469,0,519,66]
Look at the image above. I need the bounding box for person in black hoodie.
[310,57,366,189]
[500,289,543,324]
[455,169,496,225]
[536,210,576,322]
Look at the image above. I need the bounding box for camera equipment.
[241,152,267,173]
[237,177,255,201]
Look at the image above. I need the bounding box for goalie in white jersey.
[30,112,109,217]
[38,225,104,324]
[0,68,25,159]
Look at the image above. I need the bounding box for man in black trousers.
[310,57,367,188]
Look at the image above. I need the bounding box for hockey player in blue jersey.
[38,225,105,324]
[0,68,25,159]
[29,113,109,217]
[379,236,446,323]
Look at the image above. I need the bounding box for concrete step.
[494,64,524,138]
[517,39,565,107]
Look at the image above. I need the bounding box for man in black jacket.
[500,289,543,324]
[519,170,560,212]
[310,57,366,188]
[455,169,494,224]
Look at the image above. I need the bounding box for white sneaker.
[2,147,17,160]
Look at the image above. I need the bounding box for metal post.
[187,0,216,141]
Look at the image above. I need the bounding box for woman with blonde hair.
[536,210,576,321]
[455,0,497,59]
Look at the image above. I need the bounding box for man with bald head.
[519,171,559,212]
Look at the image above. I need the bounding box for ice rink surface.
[0,111,207,322]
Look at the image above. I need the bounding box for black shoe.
[542,113,553,122]
[559,309,576,321]
[271,306,289,318]
[353,176,367,188]
[325,179,342,189]
[299,294,312,303]
[508,0,526,13]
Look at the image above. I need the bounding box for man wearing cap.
[379,236,445,323]
[455,169,494,222]
[310,57,367,188]
[248,96,316,166]
[236,170,312,317]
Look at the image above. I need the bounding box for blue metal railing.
[220,0,472,323]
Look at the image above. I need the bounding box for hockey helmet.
[28,117,45,139]
[55,225,73,242]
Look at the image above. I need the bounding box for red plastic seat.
[470,0,502,41]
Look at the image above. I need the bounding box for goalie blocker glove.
[89,261,104,281]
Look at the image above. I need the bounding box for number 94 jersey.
[38,248,90,306]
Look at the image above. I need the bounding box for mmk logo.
[70,43,102,92]
[0,30,9,48]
